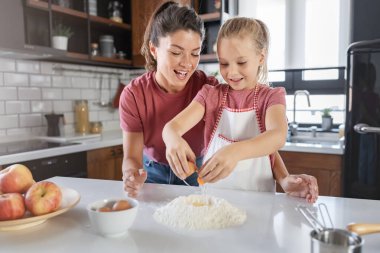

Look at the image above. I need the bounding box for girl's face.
[150,30,202,94]
[217,35,265,91]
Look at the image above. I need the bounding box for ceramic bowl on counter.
[87,197,138,237]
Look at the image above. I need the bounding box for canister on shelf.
[99,35,114,58]
[75,100,89,134]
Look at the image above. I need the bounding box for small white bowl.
[87,197,138,237]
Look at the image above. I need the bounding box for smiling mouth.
[229,77,243,83]
[174,70,188,80]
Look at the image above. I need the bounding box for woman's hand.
[123,168,147,198]
[165,135,196,180]
[199,145,239,183]
[279,174,319,203]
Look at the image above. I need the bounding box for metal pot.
[311,228,363,253]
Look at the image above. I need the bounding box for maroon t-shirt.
[119,70,218,164]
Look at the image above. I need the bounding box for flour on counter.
[153,194,246,230]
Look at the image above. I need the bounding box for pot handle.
[347,223,380,235]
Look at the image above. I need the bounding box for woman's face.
[150,30,202,93]
[217,35,264,91]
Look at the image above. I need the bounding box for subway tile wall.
[0,58,145,138]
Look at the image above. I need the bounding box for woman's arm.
[162,100,205,179]
[122,131,147,198]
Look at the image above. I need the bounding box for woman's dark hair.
[141,1,205,71]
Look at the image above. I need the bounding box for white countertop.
[0,177,378,253]
[0,130,344,165]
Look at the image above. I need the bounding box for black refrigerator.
[344,39,380,199]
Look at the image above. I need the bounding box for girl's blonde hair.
[217,17,270,85]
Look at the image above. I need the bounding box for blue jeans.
[143,155,203,186]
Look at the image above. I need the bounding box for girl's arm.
[162,101,205,179]
[200,104,288,181]
[122,131,147,197]
[273,152,319,203]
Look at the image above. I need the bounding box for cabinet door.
[279,151,342,196]
[114,145,124,181]
[87,147,116,180]
[131,0,192,67]
[0,0,25,50]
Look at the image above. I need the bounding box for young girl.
[163,17,288,192]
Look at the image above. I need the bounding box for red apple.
[25,181,62,216]
[0,164,35,194]
[0,193,26,221]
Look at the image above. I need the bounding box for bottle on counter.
[75,100,89,134]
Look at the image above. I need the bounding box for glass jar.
[90,121,103,134]
[74,100,89,134]
[108,1,123,23]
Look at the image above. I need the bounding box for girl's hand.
[199,145,239,183]
[123,168,147,198]
[279,174,319,203]
[165,136,196,180]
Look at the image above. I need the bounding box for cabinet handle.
[354,123,380,134]
[110,149,116,157]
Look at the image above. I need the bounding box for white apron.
[203,85,275,192]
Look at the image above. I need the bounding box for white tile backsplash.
[31,101,53,113]
[4,73,28,86]
[19,114,42,127]
[41,88,62,100]
[0,101,4,114]
[16,60,40,73]
[0,115,18,129]
[30,74,51,87]
[0,87,17,100]
[0,58,135,137]
[19,87,41,100]
[0,59,16,72]
[6,101,30,114]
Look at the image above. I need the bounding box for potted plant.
[321,108,333,131]
[52,23,74,50]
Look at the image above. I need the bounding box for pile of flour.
[153,194,246,230]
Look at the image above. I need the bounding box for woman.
[119,1,318,202]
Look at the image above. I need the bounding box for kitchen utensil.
[45,113,64,136]
[347,223,380,235]
[112,79,125,108]
[297,204,363,253]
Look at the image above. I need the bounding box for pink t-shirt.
[119,70,218,164]
[194,83,286,165]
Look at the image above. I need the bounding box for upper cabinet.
[1,0,232,68]
[22,0,132,67]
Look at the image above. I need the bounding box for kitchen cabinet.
[87,145,123,181]
[22,0,132,68]
[278,151,343,196]
[131,0,229,67]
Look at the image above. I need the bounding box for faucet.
[289,90,311,136]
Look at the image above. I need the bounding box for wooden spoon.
[347,223,380,235]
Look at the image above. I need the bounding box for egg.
[112,200,132,211]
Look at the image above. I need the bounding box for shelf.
[65,52,89,60]
[51,5,87,19]
[91,56,132,65]
[90,15,131,31]
[199,12,220,22]
[26,0,87,19]
[200,53,218,63]
[26,0,48,10]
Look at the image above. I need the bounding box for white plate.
[0,187,80,231]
